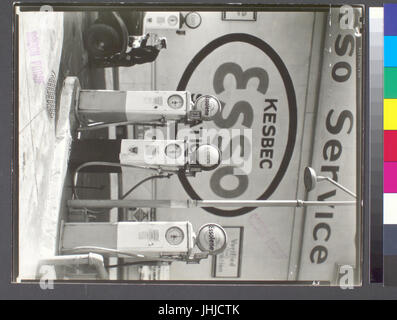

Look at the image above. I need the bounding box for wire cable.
[72,161,173,214]
[120,173,172,200]
[105,261,171,269]
[62,246,146,258]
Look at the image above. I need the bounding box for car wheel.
[84,24,121,58]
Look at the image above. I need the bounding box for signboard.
[155,11,316,281]
[222,12,257,21]
[297,7,360,282]
[212,227,244,278]
[175,33,297,217]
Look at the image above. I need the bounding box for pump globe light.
[196,223,227,255]
[194,95,222,120]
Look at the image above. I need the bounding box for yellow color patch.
[384,99,397,130]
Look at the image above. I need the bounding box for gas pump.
[70,139,222,218]
[75,87,221,130]
[70,139,222,177]
[60,222,227,264]
[143,12,203,34]
[119,139,222,175]
[144,12,181,30]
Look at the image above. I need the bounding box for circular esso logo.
[177,33,297,217]
[196,223,227,255]
[195,95,221,120]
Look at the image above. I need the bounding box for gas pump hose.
[72,161,174,214]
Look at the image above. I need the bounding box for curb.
[56,76,81,139]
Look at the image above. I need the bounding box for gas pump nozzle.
[185,252,210,264]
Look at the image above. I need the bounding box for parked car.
[83,11,144,59]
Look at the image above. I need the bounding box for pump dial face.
[165,227,184,245]
[168,15,179,26]
[167,94,184,109]
[165,143,182,159]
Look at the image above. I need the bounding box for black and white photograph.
[14,4,363,284]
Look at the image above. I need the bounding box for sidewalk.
[18,11,65,280]
[17,11,100,280]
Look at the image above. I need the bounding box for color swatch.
[384,5,397,208]
[384,4,397,285]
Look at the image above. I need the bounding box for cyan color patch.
[385,36,397,67]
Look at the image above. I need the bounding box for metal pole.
[325,177,357,199]
[68,199,357,209]
[77,121,166,131]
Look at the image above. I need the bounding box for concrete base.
[56,76,81,139]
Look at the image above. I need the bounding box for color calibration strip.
[369,7,384,283]
[384,4,397,285]
[384,4,397,222]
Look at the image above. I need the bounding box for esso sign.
[196,223,227,255]
[177,34,297,217]
[194,95,222,120]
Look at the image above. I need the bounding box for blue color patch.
[385,4,397,36]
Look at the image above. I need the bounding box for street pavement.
[18,11,104,280]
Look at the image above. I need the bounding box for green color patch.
[385,67,397,98]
